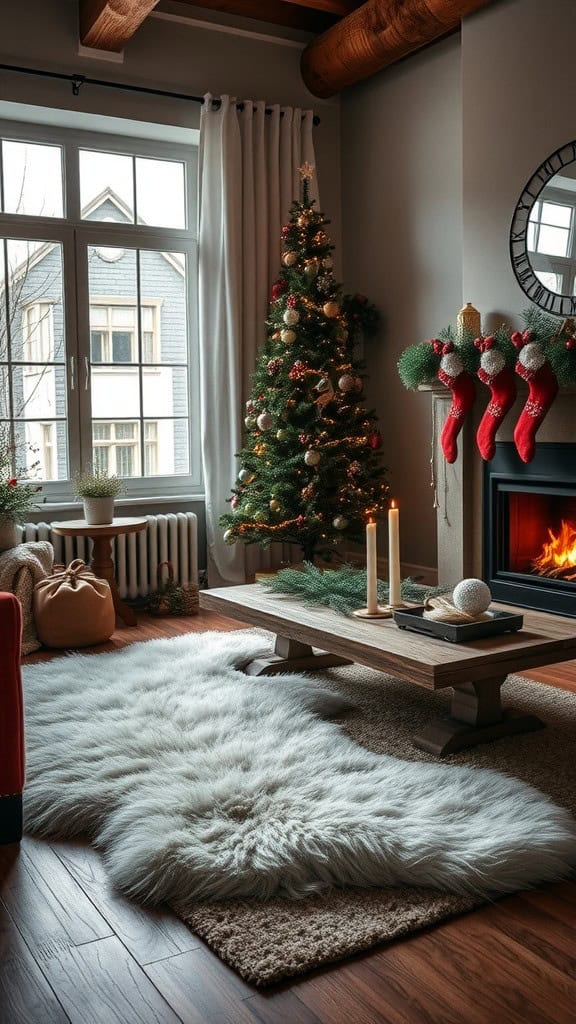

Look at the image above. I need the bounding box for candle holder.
[352,600,410,620]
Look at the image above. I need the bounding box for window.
[24,302,54,362]
[528,190,576,295]
[0,118,198,499]
[92,420,158,478]
[90,303,158,364]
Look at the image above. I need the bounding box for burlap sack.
[33,559,115,648]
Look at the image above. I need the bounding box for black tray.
[392,606,524,643]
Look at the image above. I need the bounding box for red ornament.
[566,338,576,350]
[8,478,17,488]
[281,225,291,239]
[271,280,288,302]
[368,432,382,450]
[231,495,239,510]
[429,338,444,356]
[267,357,283,375]
[354,293,368,305]
[289,360,308,381]
[298,433,311,445]
[287,294,297,309]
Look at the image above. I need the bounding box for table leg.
[90,536,138,628]
[413,675,544,756]
[244,633,351,676]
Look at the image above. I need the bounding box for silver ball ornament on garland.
[223,529,237,545]
[332,515,349,530]
[452,578,492,616]
[304,450,321,467]
[256,411,273,431]
[282,250,298,267]
[338,374,355,393]
[280,328,297,344]
[239,468,256,484]
[283,308,300,326]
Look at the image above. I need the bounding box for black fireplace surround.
[483,443,576,617]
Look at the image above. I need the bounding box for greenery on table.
[261,562,448,616]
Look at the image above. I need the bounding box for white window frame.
[0,117,200,503]
[89,298,161,365]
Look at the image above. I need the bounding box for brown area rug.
[172,659,576,986]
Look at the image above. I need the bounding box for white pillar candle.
[388,500,401,607]
[366,518,378,614]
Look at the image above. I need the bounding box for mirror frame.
[510,139,576,316]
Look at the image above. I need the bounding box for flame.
[532,519,576,580]
[390,499,397,510]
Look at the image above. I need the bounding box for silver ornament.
[304,450,321,466]
[223,528,237,545]
[257,411,273,430]
[281,328,297,343]
[452,578,492,616]
[338,374,355,393]
[283,308,300,326]
[332,515,349,530]
[239,468,255,484]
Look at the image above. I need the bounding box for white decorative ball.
[338,374,356,393]
[283,308,300,326]
[239,468,255,484]
[453,578,492,616]
[440,352,464,379]
[480,350,506,378]
[282,250,297,267]
[281,328,297,344]
[257,411,273,431]
[518,341,546,373]
[332,515,349,530]
[223,529,237,545]
[304,449,321,467]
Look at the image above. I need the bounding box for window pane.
[541,202,572,228]
[92,444,109,474]
[143,366,188,417]
[80,150,134,223]
[536,224,570,257]
[145,419,189,476]
[140,252,187,363]
[114,421,136,440]
[527,222,536,250]
[93,422,111,441]
[111,306,136,327]
[2,141,64,218]
[112,331,132,363]
[91,331,104,362]
[11,418,68,481]
[116,444,136,477]
[135,157,186,228]
[535,270,562,291]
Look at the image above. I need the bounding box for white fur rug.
[22,630,576,905]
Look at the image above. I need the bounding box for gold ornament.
[457,302,481,340]
[282,250,298,267]
[244,415,257,429]
[304,258,320,279]
[304,450,321,467]
[323,301,340,318]
[281,328,297,344]
[269,498,281,512]
[276,428,288,441]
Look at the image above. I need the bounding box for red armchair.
[0,593,24,844]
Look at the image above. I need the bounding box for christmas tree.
[220,164,389,562]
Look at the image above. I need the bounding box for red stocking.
[512,334,558,464]
[437,346,476,464]
[475,339,517,461]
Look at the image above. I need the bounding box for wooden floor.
[2,611,576,1024]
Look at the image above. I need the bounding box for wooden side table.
[51,518,148,627]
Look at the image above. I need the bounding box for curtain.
[198,95,317,587]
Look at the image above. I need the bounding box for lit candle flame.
[390,499,397,510]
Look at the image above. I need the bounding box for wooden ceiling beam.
[301,0,496,97]
[172,0,339,32]
[79,0,161,51]
[277,0,360,13]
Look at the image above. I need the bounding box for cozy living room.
[1,0,576,1021]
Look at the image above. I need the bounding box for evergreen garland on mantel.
[398,306,576,390]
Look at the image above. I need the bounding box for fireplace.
[484,443,576,616]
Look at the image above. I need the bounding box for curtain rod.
[0,63,320,126]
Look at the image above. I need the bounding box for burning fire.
[533,519,576,580]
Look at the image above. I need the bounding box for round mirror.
[510,140,576,316]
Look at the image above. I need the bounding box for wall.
[341,36,463,573]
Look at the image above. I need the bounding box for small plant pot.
[0,517,19,552]
[82,497,115,526]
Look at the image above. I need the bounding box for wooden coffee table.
[200,584,576,757]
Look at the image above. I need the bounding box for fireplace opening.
[484,443,576,616]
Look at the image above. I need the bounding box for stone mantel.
[420,382,576,587]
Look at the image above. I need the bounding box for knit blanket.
[0,542,53,654]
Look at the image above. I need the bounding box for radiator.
[16,513,199,600]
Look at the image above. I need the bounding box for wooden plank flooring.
[1,610,575,1024]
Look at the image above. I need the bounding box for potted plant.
[0,430,41,552]
[74,469,124,526]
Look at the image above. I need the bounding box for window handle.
[69,355,75,391]
[84,356,90,391]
